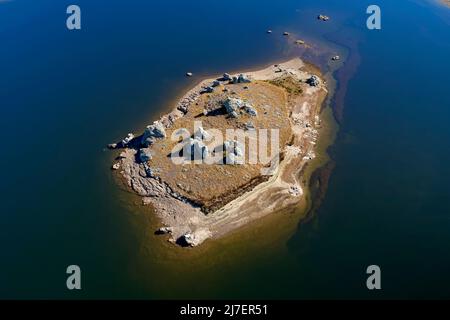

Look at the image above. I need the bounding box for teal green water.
[1,0,450,299]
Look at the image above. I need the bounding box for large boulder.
[223,97,245,115]
[179,229,212,247]
[121,133,135,146]
[231,74,252,84]
[237,73,251,83]
[141,121,166,146]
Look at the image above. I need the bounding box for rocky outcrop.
[223,97,245,115]
[306,75,320,87]
[178,228,212,247]
[111,162,120,170]
[221,73,232,81]
[121,133,135,146]
[230,74,252,84]
[141,121,166,147]
[156,226,173,234]
[201,86,214,94]
[223,97,257,117]
[237,74,251,83]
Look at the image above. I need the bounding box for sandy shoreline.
[110,58,328,246]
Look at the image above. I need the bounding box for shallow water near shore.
[2,0,450,299]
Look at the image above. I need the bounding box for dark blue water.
[1,0,450,299]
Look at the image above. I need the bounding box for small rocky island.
[109,58,328,247]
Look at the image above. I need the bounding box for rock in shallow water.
[178,229,212,246]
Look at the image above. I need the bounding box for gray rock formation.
[157,226,173,234]
[244,104,258,116]
[141,121,166,147]
[237,73,251,83]
[223,97,245,115]
[306,75,320,87]
[179,229,212,246]
[201,86,214,94]
[111,162,120,170]
[222,73,232,81]
[121,133,135,146]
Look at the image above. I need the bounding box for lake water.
[1,0,450,299]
